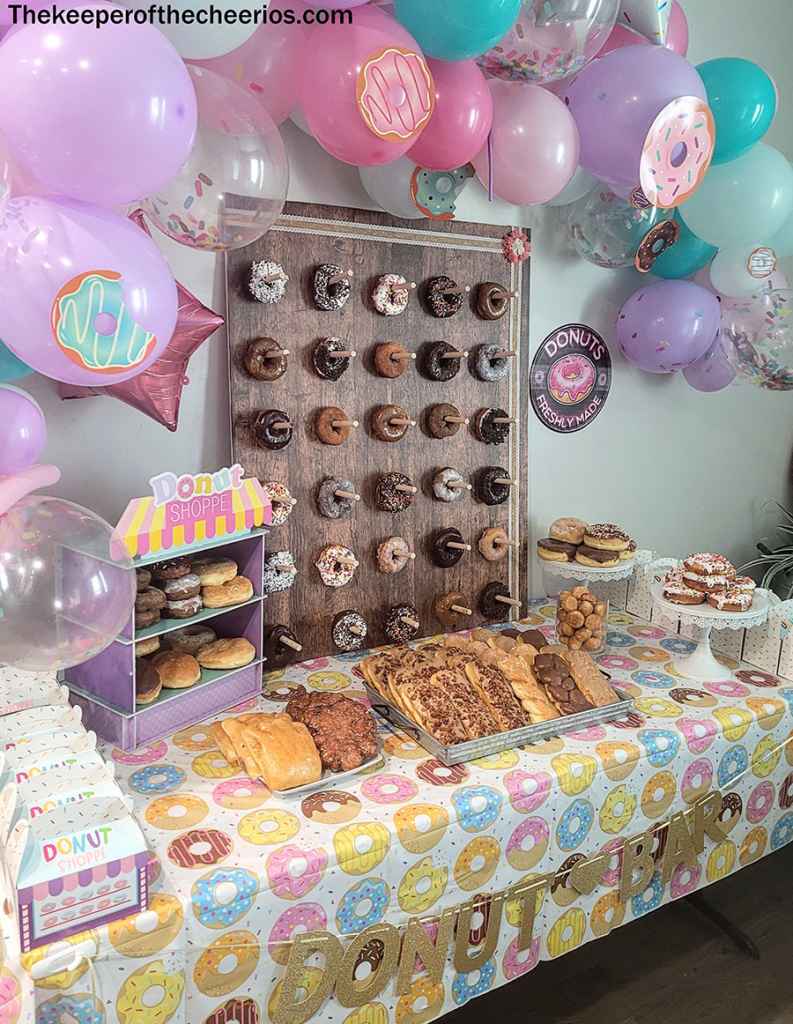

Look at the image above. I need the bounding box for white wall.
[25,0,793,595]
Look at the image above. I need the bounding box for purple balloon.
[0,385,46,474]
[616,280,721,374]
[564,45,707,188]
[683,333,736,393]
[0,6,197,206]
[0,197,178,387]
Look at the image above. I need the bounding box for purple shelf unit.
[65,531,266,751]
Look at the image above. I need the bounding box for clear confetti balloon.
[721,288,793,391]
[567,186,671,270]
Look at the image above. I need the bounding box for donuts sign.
[530,324,611,434]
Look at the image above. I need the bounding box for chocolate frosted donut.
[475,466,511,506]
[374,342,411,378]
[427,403,465,439]
[372,274,410,316]
[432,467,467,503]
[249,259,288,304]
[332,610,368,652]
[478,527,509,562]
[425,275,464,318]
[474,408,510,445]
[384,604,419,643]
[152,558,192,581]
[479,581,510,619]
[244,337,288,381]
[371,404,412,442]
[253,409,293,451]
[314,263,351,311]
[136,568,151,592]
[375,473,414,513]
[476,282,509,321]
[635,219,680,273]
[312,337,352,381]
[135,607,160,629]
[315,406,354,446]
[265,625,302,669]
[317,477,356,520]
[472,343,510,382]
[167,624,216,656]
[431,527,466,568]
[420,341,462,382]
[434,591,468,627]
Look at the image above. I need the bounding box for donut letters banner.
[530,324,611,434]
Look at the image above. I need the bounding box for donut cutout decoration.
[547,354,596,406]
[635,220,681,273]
[639,96,716,209]
[356,47,435,143]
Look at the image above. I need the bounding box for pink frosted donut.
[0,970,21,1024]
[747,781,775,823]
[598,654,639,672]
[361,773,418,805]
[213,778,270,811]
[640,96,715,208]
[677,716,717,754]
[703,679,750,699]
[268,903,328,965]
[599,838,625,887]
[112,740,168,765]
[356,46,434,142]
[547,354,596,405]
[506,818,549,870]
[670,860,701,900]
[502,936,540,981]
[565,725,607,742]
[681,757,713,804]
[504,770,552,814]
[265,845,328,901]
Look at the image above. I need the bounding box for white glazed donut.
[372,274,410,316]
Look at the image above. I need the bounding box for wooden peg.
[493,286,518,300]
[335,555,358,567]
[407,551,417,560]
[261,349,289,359]
[400,615,420,629]
[445,541,471,552]
[443,284,471,296]
[349,623,367,637]
[275,564,296,574]
[494,539,518,549]
[389,348,417,363]
[446,481,471,491]
[395,483,418,494]
[271,421,292,432]
[492,417,516,425]
[389,417,416,428]
[328,269,354,286]
[328,350,357,359]
[444,415,469,425]
[332,419,359,429]
[495,595,522,608]
[492,350,517,358]
[279,635,303,653]
[334,489,360,502]
[451,604,473,616]
[494,477,514,486]
[262,273,284,283]
[392,281,417,296]
[439,350,468,360]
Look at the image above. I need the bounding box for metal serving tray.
[363,684,634,766]
[269,741,384,797]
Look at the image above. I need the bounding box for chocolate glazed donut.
[478,581,510,619]
[420,341,461,382]
[265,625,301,669]
[476,282,509,321]
[431,527,466,568]
[243,337,288,381]
[475,466,511,505]
[253,409,293,451]
[312,337,352,381]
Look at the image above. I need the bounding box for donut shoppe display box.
[5,796,151,952]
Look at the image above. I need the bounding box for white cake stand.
[649,579,777,681]
[540,548,653,584]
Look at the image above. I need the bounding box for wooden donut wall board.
[226,202,530,662]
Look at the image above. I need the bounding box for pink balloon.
[190,0,309,124]
[301,5,436,166]
[0,5,197,207]
[599,1,688,57]
[0,464,61,518]
[407,59,493,171]
[472,81,579,206]
[0,197,177,387]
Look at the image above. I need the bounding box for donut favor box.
[5,796,150,953]
[227,203,531,661]
[66,507,268,751]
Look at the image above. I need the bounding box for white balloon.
[710,245,781,298]
[125,0,257,58]
[359,159,424,220]
[546,165,598,207]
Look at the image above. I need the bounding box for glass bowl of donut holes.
[555,585,608,653]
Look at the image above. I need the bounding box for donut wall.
[226,203,531,661]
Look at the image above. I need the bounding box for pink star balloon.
[58,210,224,431]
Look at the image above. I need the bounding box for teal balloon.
[698,57,777,164]
[651,213,717,280]
[393,0,520,61]
[0,340,31,383]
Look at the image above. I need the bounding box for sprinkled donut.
[424,275,464,318]
[717,744,749,788]
[548,354,596,405]
[212,778,269,811]
[681,757,713,803]
[237,808,300,847]
[253,409,292,451]
[706,839,737,881]
[739,826,768,865]
[669,687,717,709]
[714,706,754,740]
[476,282,510,321]
[551,753,597,796]
[266,843,328,900]
[244,337,288,381]
[432,466,467,504]
[452,785,502,833]
[357,46,434,142]
[589,891,625,939]
[506,817,549,869]
[191,867,258,929]
[37,994,104,1024]
[312,337,352,381]
[317,477,356,520]
[771,812,793,851]
[332,610,368,652]
[314,263,351,311]
[471,343,509,382]
[372,274,410,316]
[397,856,448,913]
[263,551,297,594]
[129,763,186,795]
[261,481,294,526]
[475,466,511,506]
[333,822,390,875]
[420,341,462,382]
[779,771,793,810]
[677,716,717,754]
[599,784,637,833]
[718,792,743,833]
[249,259,288,304]
[555,797,594,850]
[384,604,420,643]
[452,959,495,1005]
[635,219,680,273]
[474,407,511,445]
[375,472,415,513]
[735,668,779,688]
[376,536,412,575]
[546,908,586,957]
[116,960,185,1023]
[640,96,715,208]
[416,758,469,787]
[336,878,389,934]
[503,769,551,813]
[631,872,664,917]
[315,544,358,587]
[107,892,184,957]
[268,904,328,965]
[670,860,701,900]
[453,837,500,890]
[632,669,675,689]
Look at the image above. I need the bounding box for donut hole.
[354,835,373,856]
[188,840,211,857]
[217,953,239,977]
[288,857,308,880]
[135,910,160,935]
[167,805,188,819]
[670,141,688,168]
[142,985,166,1009]
[214,882,240,907]
[94,311,118,336]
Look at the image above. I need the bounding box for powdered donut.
[315,545,358,588]
[263,551,297,594]
[261,481,295,526]
[377,536,412,575]
[471,343,509,382]
[372,274,410,316]
[317,477,356,520]
[249,260,288,304]
[548,355,596,405]
[432,467,467,503]
[424,275,464,318]
[314,264,351,311]
[332,611,368,652]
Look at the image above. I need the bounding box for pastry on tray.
[536,518,637,567]
[662,554,755,613]
[286,689,379,772]
[212,713,322,790]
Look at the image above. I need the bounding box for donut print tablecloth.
[3,602,793,1024]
